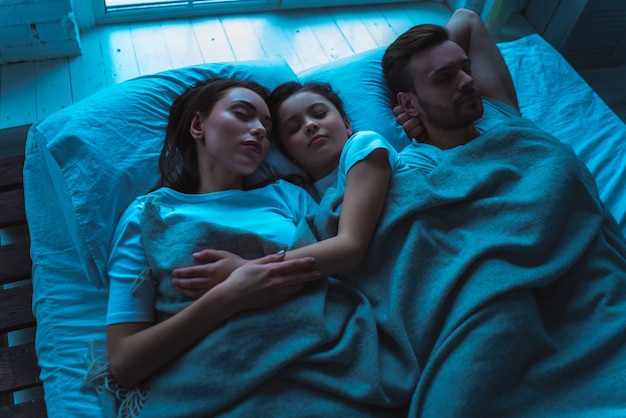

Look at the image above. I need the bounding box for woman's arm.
[107,252,320,388]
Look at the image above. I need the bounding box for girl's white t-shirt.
[313,130,408,199]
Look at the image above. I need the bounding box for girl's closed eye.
[285,121,301,135]
[310,104,328,119]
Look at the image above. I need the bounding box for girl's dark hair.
[268,81,348,161]
[158,78,270,193]
[382,24,449,96]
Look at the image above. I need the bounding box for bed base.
[0,154,46,418]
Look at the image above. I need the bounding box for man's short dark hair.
[382,24,450,96]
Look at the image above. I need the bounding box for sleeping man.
[383,8,520,151]
[365,7,626,417]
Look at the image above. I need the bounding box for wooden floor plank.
[130,24,173,76]
[191,17,236,64]
[0,63,36,130]
[161,19,205,69]
[248,13,304,72]
[68,29,108,102]
[305,8,356,63]
[0,2,466,135]
[331,6,379,54]
[381,2,451,34]
[221,16,267,61]
[353,6,398,47]
[277,11,330,69]
[34,59,72,122]
[97,24,140,85]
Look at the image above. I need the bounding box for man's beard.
[417,90,483,130]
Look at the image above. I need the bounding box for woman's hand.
[217,251,321,314]
[393,104,427,141]
[172,249,247,299]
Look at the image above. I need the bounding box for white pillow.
[32,58,300,289]
[299,47,411,152]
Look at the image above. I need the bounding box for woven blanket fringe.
[82,340,148,418]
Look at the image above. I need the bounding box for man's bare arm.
[446,8,519,111]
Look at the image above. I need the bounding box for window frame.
[92,0,280,25]
[90,0,419,25]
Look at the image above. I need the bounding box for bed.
[19,29,626,417]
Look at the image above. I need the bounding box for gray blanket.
[107,117,626,417]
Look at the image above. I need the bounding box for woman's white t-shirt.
[107,179,318,325]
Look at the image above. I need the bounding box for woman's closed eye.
[232,107,251,121]
[233,107,270,133]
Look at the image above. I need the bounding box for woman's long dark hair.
[158,78,270,193]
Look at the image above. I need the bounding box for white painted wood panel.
[34,59,73,121]
[68,29,108,102]
[98,23,140,85]
[130,24,173,75]
[191,18,236,63]
[0,62,36,130]
[161,19,205,69]
[221,16,267,61]
[248,13,304,72]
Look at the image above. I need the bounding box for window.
[94,0,280,24]
[92,0,412,24]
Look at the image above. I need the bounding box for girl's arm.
[107,252,320,388]
[283,149,391,274]
[172,150,390,292]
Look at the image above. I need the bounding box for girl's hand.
[393,104,427,141]
[217,252,321,314]
[172,249,246,299]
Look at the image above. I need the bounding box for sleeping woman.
[102,78,410,418]
[105,78,322,389]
